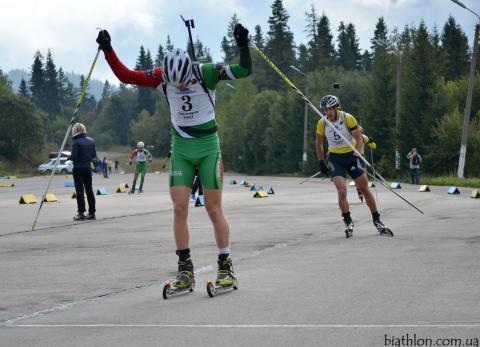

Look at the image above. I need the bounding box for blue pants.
[410,168,420,185]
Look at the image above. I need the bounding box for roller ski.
[344,221,354,238]
[374,220,394,237]
[207,257,238,298]
[162,258,195,299]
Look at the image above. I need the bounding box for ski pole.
[31,47,101,231]
[181,15,196,61]
[299,171,322,184]
[252,43,423,214]
[370,147,379,203]
[364,170,423,214]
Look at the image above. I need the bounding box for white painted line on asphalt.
[6,323,480,328]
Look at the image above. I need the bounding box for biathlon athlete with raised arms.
[316,95,392,238]
[96,24,252,290]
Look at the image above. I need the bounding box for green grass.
[0,161,37,178]
[416,176,480,189]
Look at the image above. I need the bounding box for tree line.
[1,0,479,177]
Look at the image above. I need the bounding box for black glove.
[319,160,329,175]
[96,30,112,51]
[233,23,249,47]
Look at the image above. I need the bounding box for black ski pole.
[180,15,196,61]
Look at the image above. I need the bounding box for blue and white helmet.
[320,95,340,109]
[162,48,193,86]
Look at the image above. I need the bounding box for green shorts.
[169,132,223,190]
[135,162,147,174]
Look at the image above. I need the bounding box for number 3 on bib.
[181,95,193,111]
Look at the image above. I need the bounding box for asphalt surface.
[0,173,479,346]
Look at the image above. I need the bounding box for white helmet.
[137,141,145,149]
[162,48,193,86]
[320,95,340,109]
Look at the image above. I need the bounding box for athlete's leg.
[132,168,139,189]
[354,173,378,213]
[204,189,230,248]
[170,186,191,250]
[332,176,349,214]
[139,166,146,190]
[198,152,229,248]
[169,151,196,250]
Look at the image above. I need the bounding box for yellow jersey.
[316,111,361,154]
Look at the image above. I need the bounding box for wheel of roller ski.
[207,280,215,298]
[383,228,394,237]
[162,281,171,300]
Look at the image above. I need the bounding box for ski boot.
[373,219,394,237]
[86,213,96,220]
[344,220,354,238]
[207,257,238,298]
[73,213,85,221]
[162,258,195,299]
[356,188,364,203]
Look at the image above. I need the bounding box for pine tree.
[361,50,372,71]
[166,35,174,51]
[0,69,12,88]
[297,44,309,73]
[347,23,362,70]
[337,22,350,69]
[101,80,112,99]
[187,37,212,63]
[336,22,361,70]
[307,12,335,71]
[399,21,444,161]
[44,49,61,115]
[155,44,165,66]
[18,78,29,98]
[221,14,239,62]
[135,46,148,70]
[441,15,469,81]
[29,50,46,109]
[253,25,265,49]
[363,17,396,165]
[57,67,75,106]
[265,0,296,89]
[134,46,156,114]
[304,3,318,40]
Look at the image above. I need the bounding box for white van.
[38,158,73,174]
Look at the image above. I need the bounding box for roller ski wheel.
[207,279,238,298]
[162,280,195,299]
[374,221,394,237]
[345,221,354,238]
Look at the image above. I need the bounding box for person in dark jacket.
[70,123,97,220]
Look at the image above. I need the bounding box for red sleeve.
[129,150,137,161]
[104,49,163,88]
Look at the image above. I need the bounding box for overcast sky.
[1,0,478,84]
